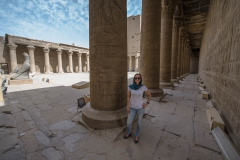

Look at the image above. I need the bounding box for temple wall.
[199,0,240,150]
[189,51,199,74]
[127,15,141,56]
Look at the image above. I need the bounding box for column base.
[82,103,127,129]
[58,71,64,73]
[148,88,164,97]
[177,77,182,81]
[45,72,51,74]
[159,82,174,89]
[171,78,179,83]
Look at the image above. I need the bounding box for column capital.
[43,48,50,53]
[56,49,62,54]
[161,0,174,14]
[173,16,183,28]
[86,53,90,57]
[27,45,35,51]
[136,52,140,57]
[8,43,18,50]
[77,52,82,56]
[68,51,73,56]
[128,55,132,59]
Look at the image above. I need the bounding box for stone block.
[200,84,206,89]
[84,94,90,104]
[42,78,45,81]
[206,100,214,108]
[8,79,33,85]
[206,107,225,131]
[72,81,90,89]
[202,91,209,99]
[199,86,205,91]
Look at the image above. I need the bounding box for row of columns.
[128,55,140,71]
[140,0,191,92]
[7,44,90,73]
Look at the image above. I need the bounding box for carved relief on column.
[159,0,174,88]
[135,52,140,72]
[7,43,18,72]
[56,49,63,73]
[77,52,82,73]
[68,51,73,73]
[86,52,89,72]
[26,46,36,73]
[171,6,182,82]
[43,48,50,74]
[128,56,132,72]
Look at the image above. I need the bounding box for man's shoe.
[124,133,131,139]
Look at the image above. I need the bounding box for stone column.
[86,53,90,72]
[171,8,181,83]
[68,51,73,73]
[77,52,82,73]
[160,0,174,88]
[56,49,63,73]
[82,0,127,129]
[177,27,184,80]
[128,56,132,71]
[180,36,186,78]
[135,53,140,72]
[27,46,36,73]
[43,48,50,74]
[7,43,18,72]
[140,0,163,97]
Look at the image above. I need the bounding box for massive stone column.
[177,27,184,80]
[43,48,50,74]
[7,43,18,72]
[82,0,127,129]
[86,53,89,72]
[27,46,36,73]
[68,51,73,73]
[56,49,63,73]
[77,52,82,73]
[160,0,174,88]
[128,56,132,71]
[171,7,181,82]
[180,35,186,78]
[140,0,163,96]
[135,52,140,72]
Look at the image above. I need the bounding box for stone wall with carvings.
[199,0,240,150]
[127,15,141,56]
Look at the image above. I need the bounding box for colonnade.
[140,0,191,92]
[7,44,89,73]
[128,53,140,71]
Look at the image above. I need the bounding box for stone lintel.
[8,79,33,85]
[82,103,127,129]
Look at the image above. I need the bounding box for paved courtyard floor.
[0,73,224,160]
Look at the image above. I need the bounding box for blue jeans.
[127,107,145,136]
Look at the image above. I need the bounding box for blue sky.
[0,0,141,48]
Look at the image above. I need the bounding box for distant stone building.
[127,15,141,71]
[0,34,89,74]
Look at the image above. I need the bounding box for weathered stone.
[34,130,50,146]
[49,120,76,131]
[0,135,18,153]
[42,147,63,160]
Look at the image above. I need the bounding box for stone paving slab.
[0,73,226,160]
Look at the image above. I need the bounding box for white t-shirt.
[128,85,148,109]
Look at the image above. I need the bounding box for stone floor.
[0,73,224,160]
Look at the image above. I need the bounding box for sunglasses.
[134,77,141,80]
